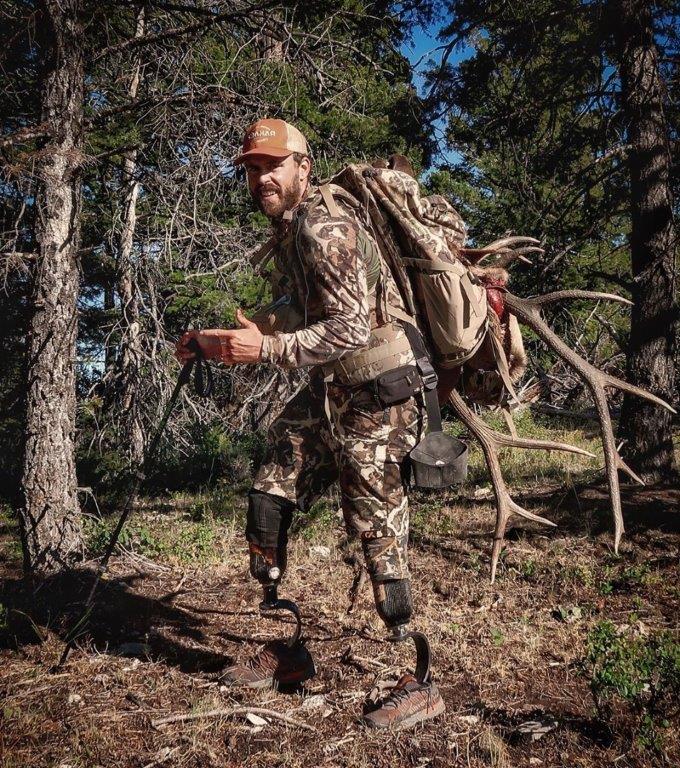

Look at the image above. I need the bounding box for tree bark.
[116,6,146,467]
[19,0,85,574]
[615,0,678,481]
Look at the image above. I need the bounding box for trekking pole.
[55,339,211,670]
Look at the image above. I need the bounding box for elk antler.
[504,290,676,556]
[446,389,596,582]
[461,237,542,266]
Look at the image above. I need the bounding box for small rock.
[302,694,326,710]
[246,712,268,727]
[552,605,582,623]
[516,719,557,741]
[458,714,480,726]
[529,759,543,766]
[116,642,152,657]
[310,545,331,559]
[473,486,492,499]
[67,693,83,705]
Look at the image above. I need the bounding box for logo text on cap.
[248,128,276,141]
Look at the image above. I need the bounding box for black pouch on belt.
[410,432,468,489]
[373,365,421,407]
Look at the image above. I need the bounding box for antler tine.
[446,391,597,582]
[479,245,544,268]
[505,292,675,554]
[493,250,540,268]
[492,430,595,457]
[482,236,541,251]
[515,292,674,414]
[603,375,676,415]
[460,248,497,265]
[527,290,633,307]
[462,238,543,266]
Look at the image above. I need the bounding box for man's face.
[244,154,311,220]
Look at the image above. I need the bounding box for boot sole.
[363,696,446,730]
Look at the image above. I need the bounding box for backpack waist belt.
[322,323,413,386]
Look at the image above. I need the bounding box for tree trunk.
[103,278,116,374]
[615,0,678,481]
[116,6,146,467]
[19,0,85,574]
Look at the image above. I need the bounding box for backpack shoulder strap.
[249,234,279,272]
[319,183,342,218]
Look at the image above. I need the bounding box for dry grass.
[0,422,678,767]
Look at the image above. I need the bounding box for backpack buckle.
[416,357,438,391]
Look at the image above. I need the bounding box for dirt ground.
[1,479,678,768]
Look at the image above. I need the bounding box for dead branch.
[152,705,317,731]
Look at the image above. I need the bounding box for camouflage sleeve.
[260,209,370,369]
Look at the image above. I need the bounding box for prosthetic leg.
[361,535,445,728]
[221,491,315,688]
[372,578,432,684]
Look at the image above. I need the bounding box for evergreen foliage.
[0,1,433,501]
[424,0,678,415]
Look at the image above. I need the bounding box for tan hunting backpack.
[328,164,489,370]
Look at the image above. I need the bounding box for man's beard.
[253,176,305,220]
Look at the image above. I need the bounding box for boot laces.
[382,680,430,710]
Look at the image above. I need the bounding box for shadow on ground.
[477,701,615,749]
[0,567,231,672]
[522,481,680,537]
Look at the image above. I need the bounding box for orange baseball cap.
[234,118,309,165]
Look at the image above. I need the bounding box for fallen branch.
[152,705,316,732]
[346,564,368,614]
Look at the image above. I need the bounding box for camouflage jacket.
[260,186,408,370]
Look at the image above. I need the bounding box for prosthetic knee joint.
[246,490,302,647]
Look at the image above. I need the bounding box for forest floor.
[1,414,679,768]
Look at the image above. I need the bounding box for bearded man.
[176,119,445,729]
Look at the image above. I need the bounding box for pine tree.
[427,0,678,478]
[1,0,432,572]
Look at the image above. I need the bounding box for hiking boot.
[220,639,315,689]
[363,673,445,729]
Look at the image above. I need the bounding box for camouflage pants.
[251,373,425,581]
